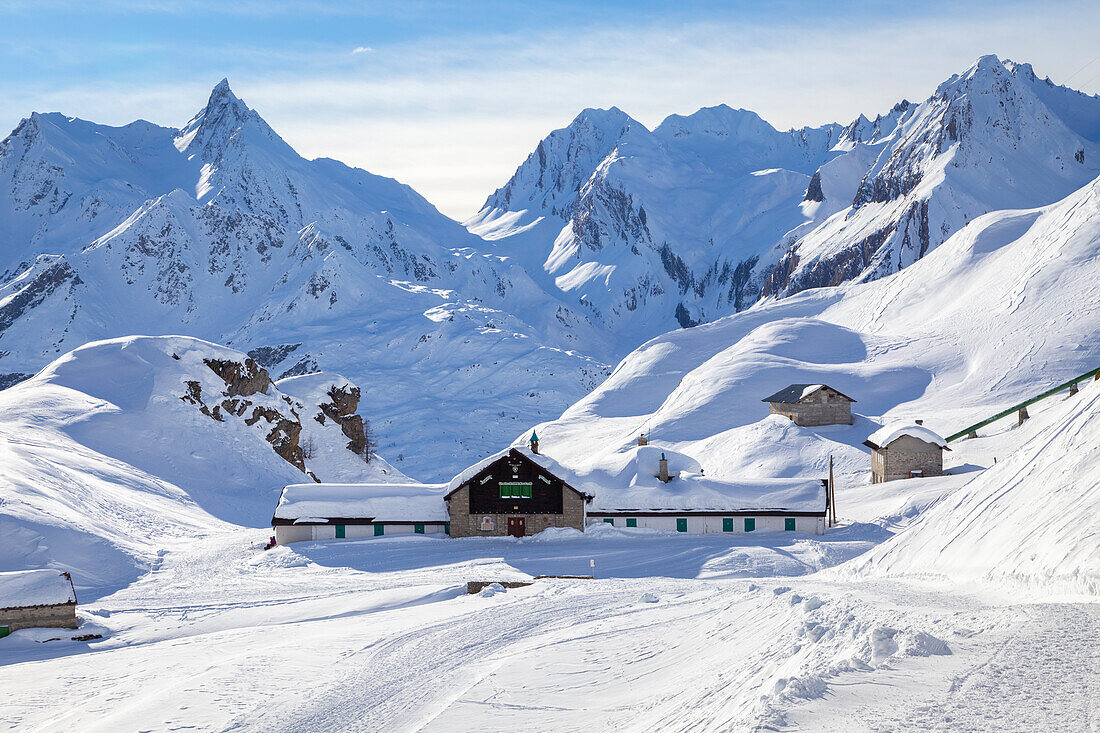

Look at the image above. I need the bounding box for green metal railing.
[945,366,1100,442]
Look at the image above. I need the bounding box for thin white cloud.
[351,46,374,55]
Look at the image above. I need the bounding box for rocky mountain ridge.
[472,56,1100,337]
[0,81,608,479]
[2,57,1098,480]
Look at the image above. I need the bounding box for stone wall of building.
[0,602,78,632]
[770,390,852,426]
[873,435,944,482]
[448,485,586,537]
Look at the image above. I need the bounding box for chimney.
[529,430,540,455]
[915,419,924,426]
[637,433,648,446]
[658,453,669,483]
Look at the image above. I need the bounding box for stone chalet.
[443,442,592,537]
[0,569,78,636]
[863,422,950,483]
[762,384,855,426]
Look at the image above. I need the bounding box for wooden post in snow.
[828,455,836,527]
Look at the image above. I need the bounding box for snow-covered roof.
[273,483,448,523]
[864,423,950,450]
[761,383,856,404]
[451,444,827,514]
[0,570,77,609]
[444,446,589,497]
[590,446,826,513]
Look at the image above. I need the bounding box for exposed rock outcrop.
[202,357,271,397]
[318,383,368,458]
[179,357,312,477]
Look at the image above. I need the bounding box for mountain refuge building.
[0,570,79,636]
[762,384,855,426]
[271,483,449,543]
[584,445,829,534]
[444,443,591,537]
[270,435,830,542]
[863,422,950,483]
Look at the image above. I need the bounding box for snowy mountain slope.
[518,172,1100,498]
[473,57,1100,336]
[468,105,844,343]
[761,56,1100,296]
[840,378,1100,597]
[0,335,406,596]
[0,81,608,480]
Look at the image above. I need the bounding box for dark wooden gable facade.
[447,448,583,516]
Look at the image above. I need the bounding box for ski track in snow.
[1,522,1096,732]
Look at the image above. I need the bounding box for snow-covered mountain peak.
[655,104,775,141]
[174,79,289,163]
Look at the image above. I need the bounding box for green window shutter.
[414,524,424,534]
[0,626,9,638]
[444,523,450,536]
[785,517,796,531]
[335,525,345,539]
[722,518,733,532]
[500,482,533,498]
[374,524,384,536]
[676,518,687,533]
[744,518,755,532]
[603,518,615,525]
[626,518,637,528]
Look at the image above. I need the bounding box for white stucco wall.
[588,515,824,535]
[274,523,447,544]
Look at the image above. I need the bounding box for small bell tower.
[529,430,540,455]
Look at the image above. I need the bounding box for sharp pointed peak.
[206,77,243,108]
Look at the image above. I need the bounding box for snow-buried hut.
[583,445,829,534]
[271,483,450,543]
[863,422,950,483]
[0,570,78,635]
[762,384,855,426]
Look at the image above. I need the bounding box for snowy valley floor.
[2,521,1096,732]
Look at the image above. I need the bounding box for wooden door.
[507,517,526,537]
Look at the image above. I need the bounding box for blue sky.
[3,0,1099,217]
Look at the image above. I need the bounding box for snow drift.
[842,379,1100,597]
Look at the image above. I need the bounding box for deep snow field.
[1,379,1097,732]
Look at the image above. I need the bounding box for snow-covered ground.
[2,520,1094,730]
[1,379,1096,731]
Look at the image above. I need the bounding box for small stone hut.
[762,384,855,426]
[863,422,950,483]
[444,439,591,538]
[0,569,78,635]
